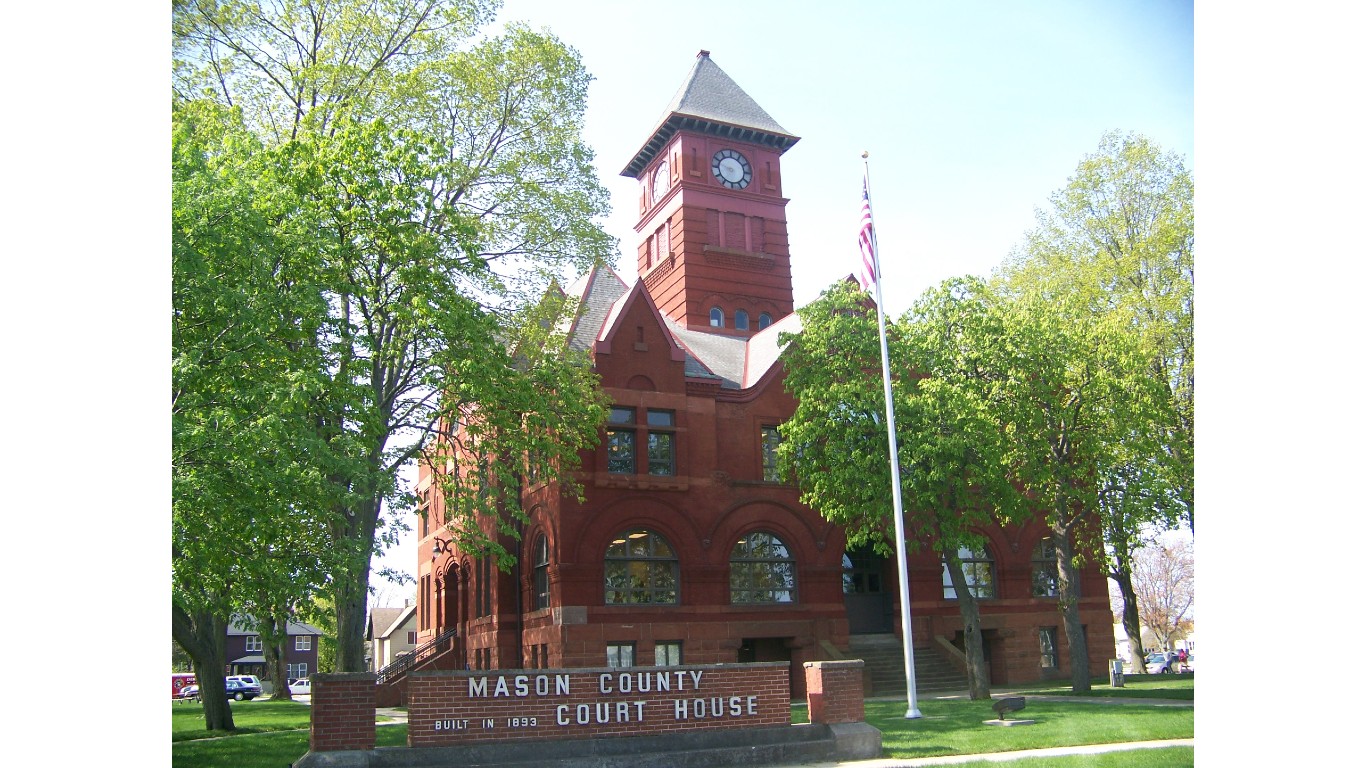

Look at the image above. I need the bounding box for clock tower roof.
[621,50,800,178]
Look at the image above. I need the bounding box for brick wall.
[310,673,376,752]
[804,660,865,725]
[406,663,790,747]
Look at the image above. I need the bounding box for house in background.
[226,617,323,688]
[367,602,418,673]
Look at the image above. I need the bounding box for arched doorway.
[843,544,892,634]
[439,560,466,667]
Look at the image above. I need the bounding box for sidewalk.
[773,739,1194,767]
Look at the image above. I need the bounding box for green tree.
[997,132,1192,675]
[172,100,340,729]
[173,0,615,671]
[778,279,1024,700]
[987,293,1176,692]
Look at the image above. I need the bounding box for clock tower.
[621,51,800,335]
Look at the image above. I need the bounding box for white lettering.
[689,670,703,689]
[514,675,529,697]
[599,673,613,694]
[536,675,550,696]
[576,704,591,725]
[556,705,569,726]
[619,673,632,693]
[557,675,570,696]
[493,677,510,697]
[596,702,610,724]
[674,698,688,719]
[729,696,742,716]
[469,677,487,697]
[657,672,671,692]
[747,696,757,715]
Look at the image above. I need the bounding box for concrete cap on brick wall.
[804,660,865,670]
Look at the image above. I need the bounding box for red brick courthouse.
[408,52,1113,704]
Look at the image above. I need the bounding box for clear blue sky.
[495,0,1194,313]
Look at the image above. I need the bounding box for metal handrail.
[375,627,459,685]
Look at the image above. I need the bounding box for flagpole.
[862,151,922,719]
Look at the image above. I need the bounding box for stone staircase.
[847,633,967,695]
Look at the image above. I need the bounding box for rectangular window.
[607,406,636,474]
[761,426,782,482]
[245,635,262,652]
[606,643,636,668]
[1040,628,1058,669]
[647,410,676,476]
[655,641,683,666]
[407,631,417,645]
[295,635,312,651]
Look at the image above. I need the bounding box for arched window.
[1031,539,1059,597]
[735,309,750,330]
[709,307,724,328]
[605,530,678,605]
[942,545,995,599]
[757,312,772,329]
[730,532,796,603]
[532,535,550,610]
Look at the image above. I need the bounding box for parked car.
[178,684,200,701]
[226,679,262,700]
[288,677,311,696]
[227,675,262,689]
[1145,651,1179,674]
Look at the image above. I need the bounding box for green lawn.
[999,674,1196,700]
[859,698,1192,760]
[172,700,314,742]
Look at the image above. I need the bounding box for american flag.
[857,177,878,292]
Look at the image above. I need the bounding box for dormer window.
[735,310,749,330]
[710,307,724,328]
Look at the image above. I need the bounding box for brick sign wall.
[406,662,790,747]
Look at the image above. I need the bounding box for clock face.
[651,159,670,205]
[711,148,752,190]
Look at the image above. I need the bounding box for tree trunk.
[943,546,992,700]
[171,603,235,731]
[332,496,379,672]
[1112,566,1148,674]
[1052,528,1092,692]
[262,612,293,700]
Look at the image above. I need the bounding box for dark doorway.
[950,628,1004,686]
[843,545,892,634]
[738,637,795,698]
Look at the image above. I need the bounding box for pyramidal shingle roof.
[621,51,800,178]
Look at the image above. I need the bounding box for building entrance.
[842,545,892,634]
